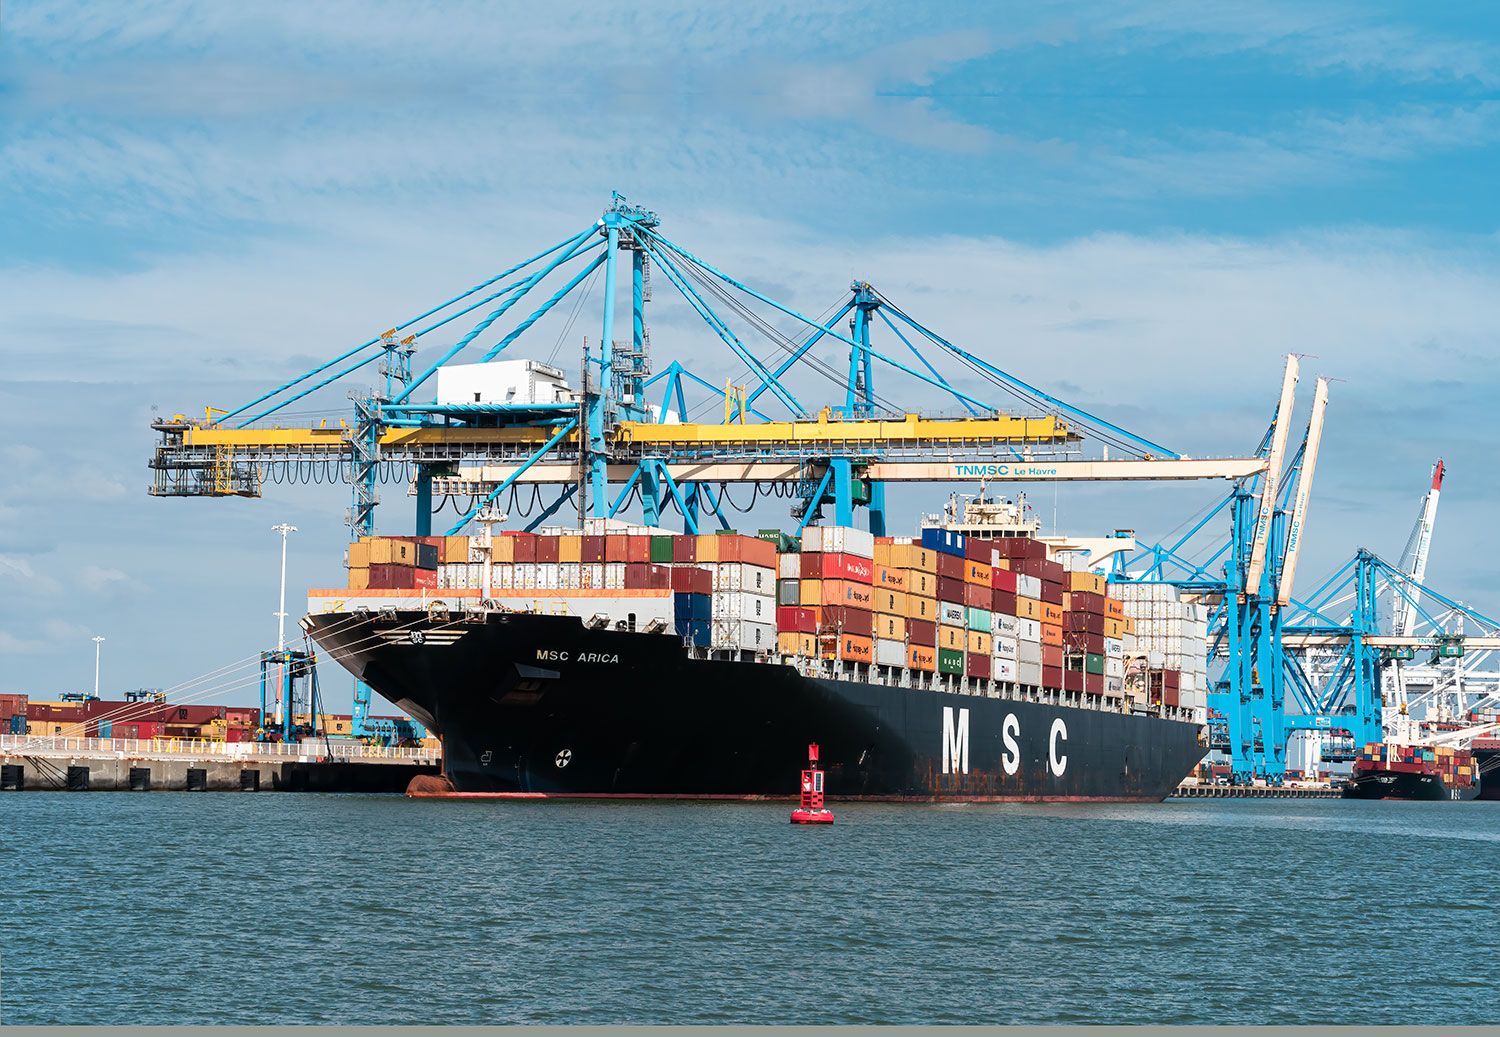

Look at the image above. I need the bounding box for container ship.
[1343,741,1480,801]
[305,495,1208,801]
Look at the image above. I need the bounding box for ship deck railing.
[0,735,440,765]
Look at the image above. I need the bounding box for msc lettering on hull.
[941,708,1069,778]
[535,649,620,664]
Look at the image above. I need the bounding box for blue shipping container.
[920,527,967,556]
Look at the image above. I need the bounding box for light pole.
[92,636,105,698]
[272,523,298,651]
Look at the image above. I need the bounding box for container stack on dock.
[326,522,1200,722]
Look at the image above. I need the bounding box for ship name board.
[943,707,1068,777]
[536,649,620,664]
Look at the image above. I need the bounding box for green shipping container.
[965,606,992,632]
[756,529,800,553]
[938,648,965,675]
[649,536,675,563]
[1085,653,1105,675]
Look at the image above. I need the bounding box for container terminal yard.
[9,195,1497,799]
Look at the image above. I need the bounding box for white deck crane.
[1244,355,1300,595]
[1395,459,1444,636]
[1277,377,1329,608]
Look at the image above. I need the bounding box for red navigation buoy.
[790,742,834,824]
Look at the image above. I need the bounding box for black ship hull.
[307,610,1206,801]
[1342,769,1480,801]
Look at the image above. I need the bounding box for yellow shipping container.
[493,536,515,564]
[800,579,823,605]
[1041,602,1063,624]
[1068,572,1106,595]
[368,538,414,565]
[1016,596,1042,621]
[444,535,471,563]
[874,588,908,616]
[874,565,908,591]
[697,535,720,563]
[1104,617,1124,639]
[907,593,936,621]
[348,566,370,590]
[876,613,907,641]
[908,571,936,597]
[1123,616,1135,635]
[966,630,992,655]
[777,632,816,657]
[348,540,371,568]
[559,535,582,563]
[938,624,964,650]
[883,544,937,573]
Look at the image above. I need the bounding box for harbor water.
[5,794,1497,1025]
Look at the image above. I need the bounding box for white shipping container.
[713,562,776,594]
[712,618,776,650]
[802,525,875,558]
[939,601,965,626]
[1016,574,1042,599]
[582,564,606,589]
[993,657,1018,682]
[711,591,775,623]
[1017,640,1042,665]
[1016,660,1043,686]
[1104,637,1124,659]
[1015,618,1041,642]
[1104,657,1124,679]
[875,639,906,667]
[778,554,802,580]
[1105,675,1124,695]
[993,613,1018,635]
[993,634,1018,660]
[604,562,627,586]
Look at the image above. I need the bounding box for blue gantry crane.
[149,193,1272,737]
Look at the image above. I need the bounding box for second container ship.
[306,496,1209,801]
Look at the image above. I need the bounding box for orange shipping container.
[938,624,965,651]
[1068,572,1106,594]
[626,536,650,563]
[348,566,370,590]
[1041,602,1064,624]
[348,540,371,568]
[907,594,936,621]
[874,565,908,591]
[876,613,907,641]
[492,536,515,564]
[444,536,471,563]
[822,580,873,609]
[368,538,414,566]
[964,560,992,586]
[559,535,582,563]
[1041,623,1063,647]
[908,644,937,672]
[966,630,992,655]
[907,571,936,597]
[1016,596,1042,621]
[777,632,817,657]
[696,535,720,563]
[837,634,873,663]
[1105,599,1125,620]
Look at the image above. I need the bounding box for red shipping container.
[964,538,996,563]
[1163,670,1180,691]
[414,568,437,590]
[820,606,873,637]
[1065,611,1105,635]
[936,576,966,604]
[1084,672,1104,696]
[810,553,873,583]
[990,567,1018,593]
[1163,686,1180,708]
[966,652,991,679]
[1039,582,1064,605]
[626,536,651,563]
[624,563,650,589]
[368,563,418,589]
[669,566,712,594]
[604,535,630,562]
[581,535,606,563]
[936,552,964,580]
[226,727,251,743]
[964,582,990,609]
[1042,664,1063,690]
[511,533,538,564]
[1066,590,1105,614]
[907,618,937,646]
[535,536,560,564]
[993,537,1047,560]
[1064,669,1085,693]
[670,536,696,564]
[992,589,1017,615]
[1042,644,1063,668]
[777,606,818,633]
[1064,631,1106,654]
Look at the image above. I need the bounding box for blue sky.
[2,1,1498,701]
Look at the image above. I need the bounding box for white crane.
[1245,355,1299,595]
[1277,377,1329,608]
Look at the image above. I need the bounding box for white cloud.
[78,566,128,592]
